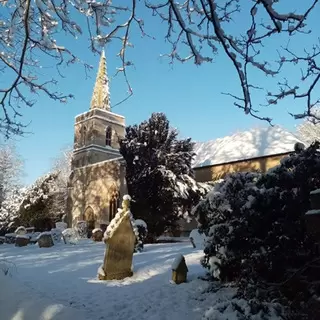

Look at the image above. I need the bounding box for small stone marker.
[98,195,138,280]
[14,226,27,235]
[92,228,103,242]
[37,232,54,248]
[15,235,30,247]
[76,220,88,238]
[51,228,63,243]
[55,222,67,231]
[171,254,188,284]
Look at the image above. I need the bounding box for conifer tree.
[120,112,210,239]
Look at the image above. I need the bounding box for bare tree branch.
[1,0,320,138]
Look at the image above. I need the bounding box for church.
[66,51,127,233]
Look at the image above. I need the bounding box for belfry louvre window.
[106,126,112,146]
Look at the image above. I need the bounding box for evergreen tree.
[17,172,60,231]
[120,112,210,239]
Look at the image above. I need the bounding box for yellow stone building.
[192,126,303,182]
[66,51,127,232]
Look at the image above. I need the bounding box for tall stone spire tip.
[90,49,110,111]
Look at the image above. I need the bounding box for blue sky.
[5,1,318,185]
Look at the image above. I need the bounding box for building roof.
[193,126,303,168]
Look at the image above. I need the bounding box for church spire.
[90,49,111,111]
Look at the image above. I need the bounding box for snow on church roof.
[193,126,303,168]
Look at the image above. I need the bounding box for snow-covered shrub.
[194,171,260,281]
[75,221,87,238]
[17,173,59,230]
[134,219,147,252]
[62,228,79,245]
[194,142,320,318]
[0,188,26,235]
[203,297,285,320]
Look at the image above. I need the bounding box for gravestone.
[51,228,63,243]
[37,232,54,248]
[62,228,79,245]
[15,235,30,247]
[92,228,103,242]
[171,254,188,284]
[76,221,88,238]
[98,195,137,280]
[55,222,67,231]
[14,226,27,235]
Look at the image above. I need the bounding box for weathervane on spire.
[90,49,111,111]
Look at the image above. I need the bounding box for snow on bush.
[203,298,285,320]
[194,142,320,318]
[0,188,26,234]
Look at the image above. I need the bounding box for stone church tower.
[66,50,127,232]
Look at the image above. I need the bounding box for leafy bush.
[194,142,320,318]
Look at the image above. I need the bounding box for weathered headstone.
[14,226,27,235]
[62,228,79,245]
[92,228,103,242]
[15,235,30,247]
[37,232,54,248]
[171,254,188,284]
[98,195,137,280]
[51,228,63,243]
[55,222,67,231]
[76,221,88,238]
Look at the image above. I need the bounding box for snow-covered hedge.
[194,142,320,317]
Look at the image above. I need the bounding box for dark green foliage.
[195,142,320,284]
[194,142,320,319]
[120,113,209,239]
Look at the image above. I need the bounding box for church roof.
[193,126,303,168]
[90,50,111,111]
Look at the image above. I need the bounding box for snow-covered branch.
[0,0,146,136]
[1,0,319,135]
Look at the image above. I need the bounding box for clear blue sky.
[6,1,318,185]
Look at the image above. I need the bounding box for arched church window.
[106,126,112,146]
[109,191,119,221]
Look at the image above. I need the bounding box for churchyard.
[0,238,232,320]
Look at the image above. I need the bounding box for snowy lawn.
[0,241,233,320]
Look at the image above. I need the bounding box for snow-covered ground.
[0,241,232,320]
